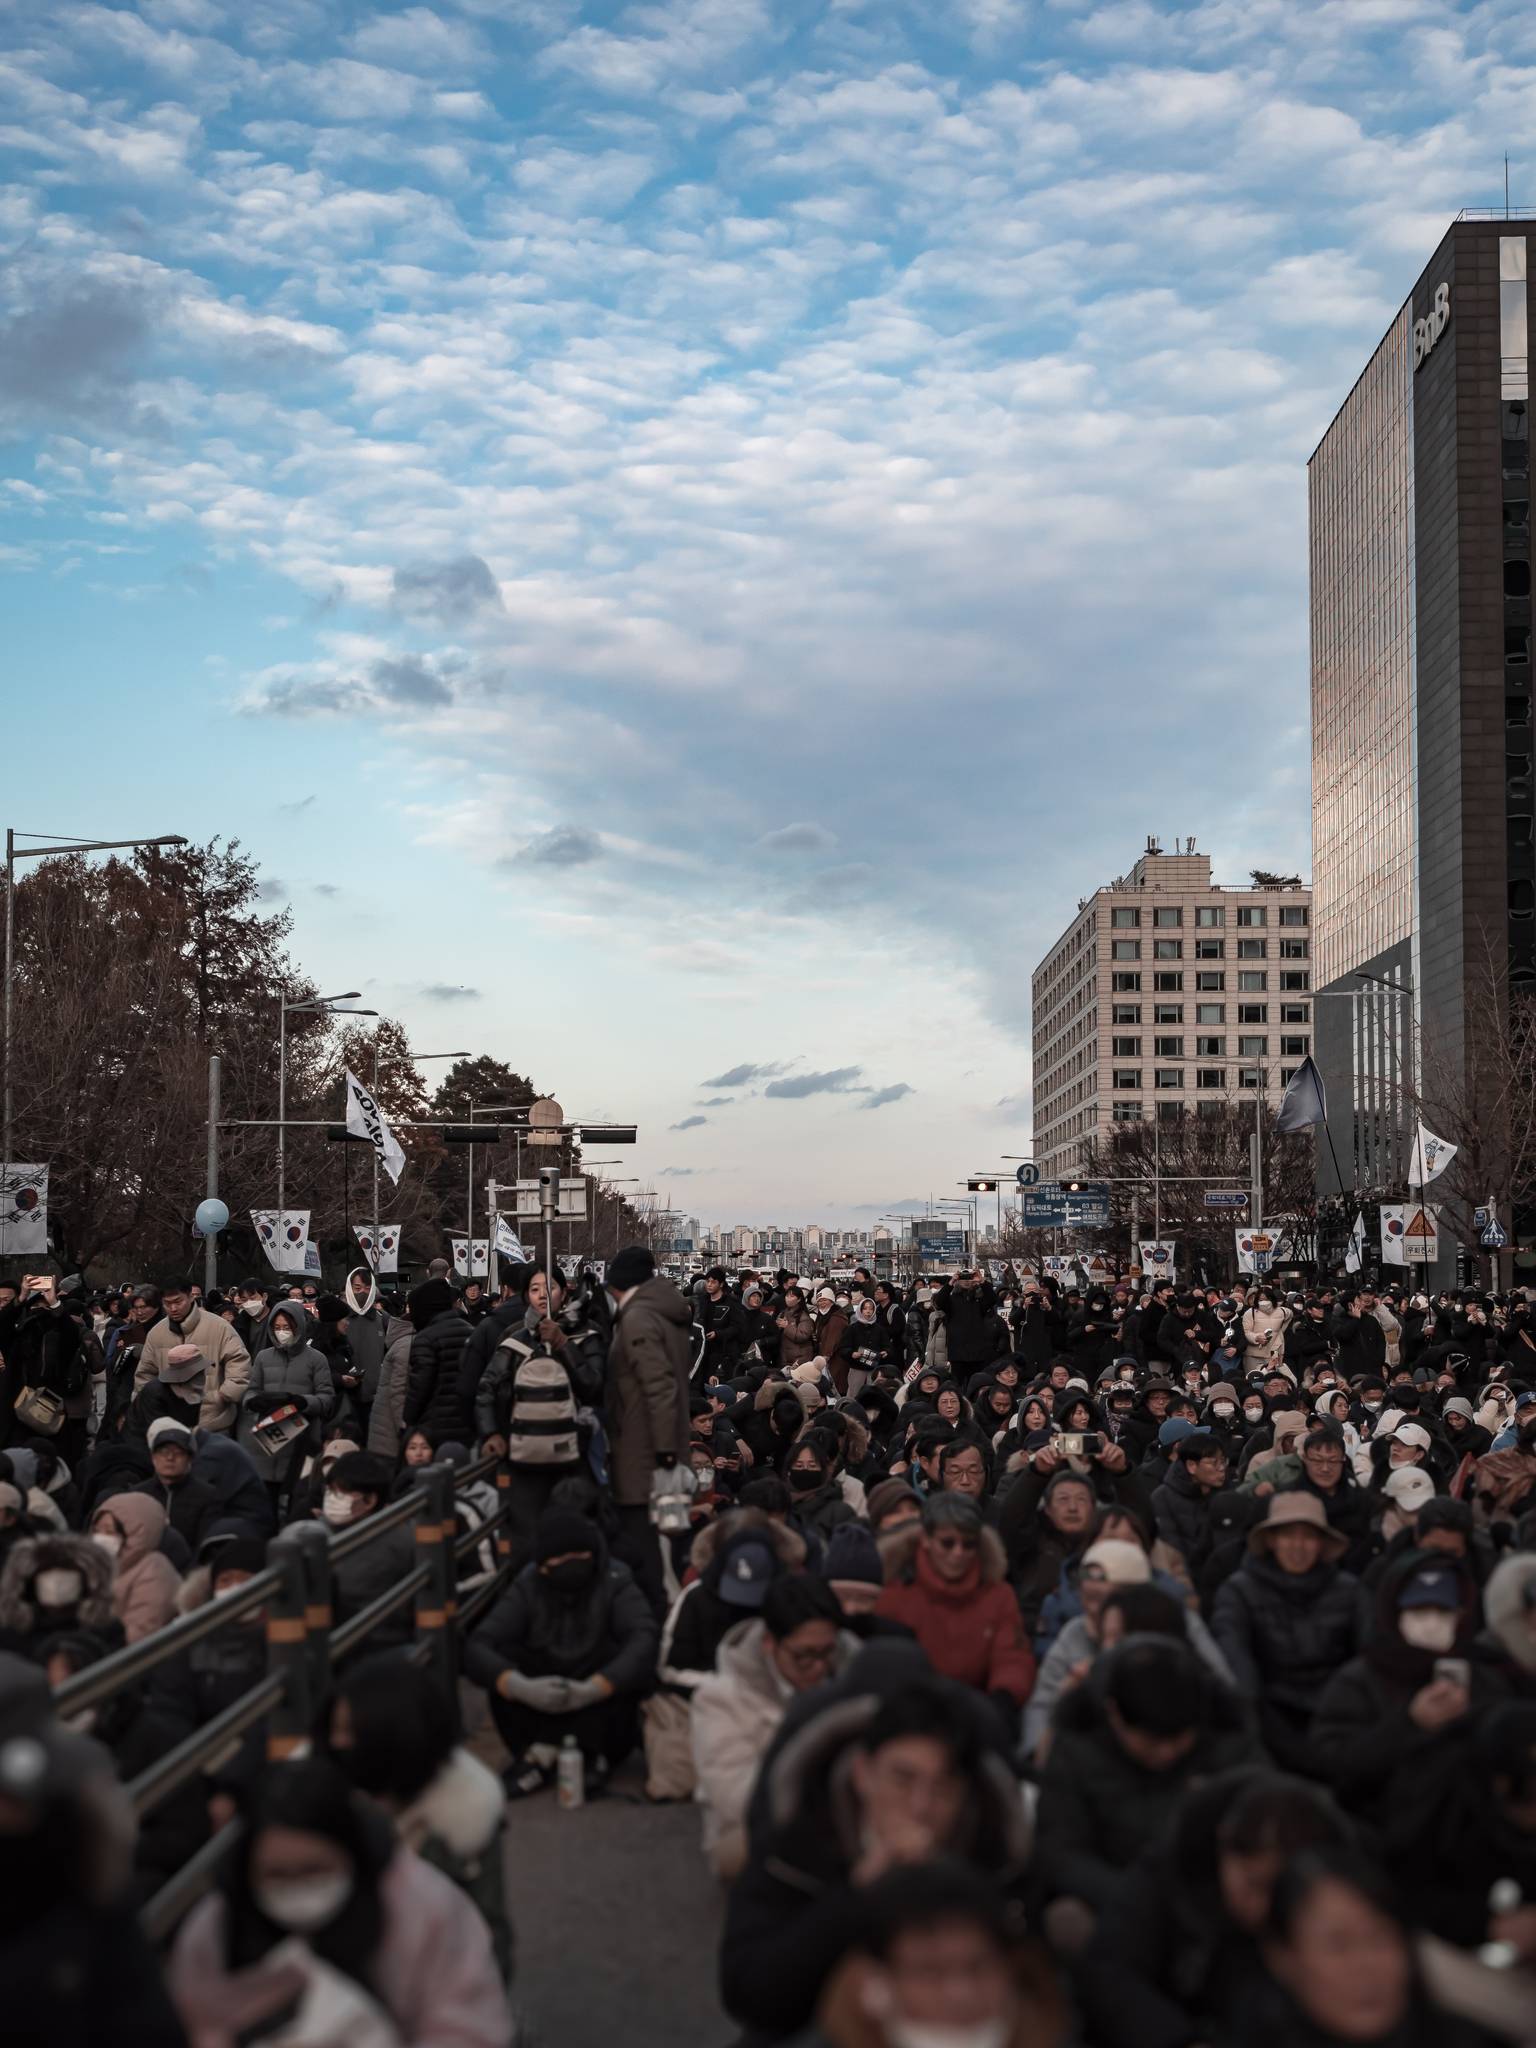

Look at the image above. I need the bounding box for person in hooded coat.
[1310,1551,1490,1823]
[337,1267,391,1433]
[88,1492,181,1644]
[462,1507,658,1793]
[238,1303,335,1499]
[0,1527,119,1657]
[400,1278,470,1444]
[875,1494,1035,1716]
[658,1510,806,1694]
[783,1437,859,1540]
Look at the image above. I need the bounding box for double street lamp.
[4,828,187,1183]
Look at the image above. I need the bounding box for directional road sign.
[1016,1162,1040,1187]
[1203,1190,1250,1209]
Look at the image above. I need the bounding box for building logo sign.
[1413,282,1450,371]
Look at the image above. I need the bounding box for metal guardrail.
[51,1454,516,1938]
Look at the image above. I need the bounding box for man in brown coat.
[607,1244,692,1614]
[132,1277,250,1434]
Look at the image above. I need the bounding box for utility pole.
[205,1053,221,1296]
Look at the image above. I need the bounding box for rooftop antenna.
[1507,153,1511,220]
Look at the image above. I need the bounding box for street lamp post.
[375,1048,467,1273]
[278,991,360,1239]
[4,829,187,1185]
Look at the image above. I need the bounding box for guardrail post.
[265,1527,314,1760]
[494,1456,512,1574]
[289,1519,334,1719]
[415,1465,459,1728]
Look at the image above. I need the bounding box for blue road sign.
[1203,1190,1250,1209]
[1016,1162,1040,1187]
[1482,1219,1508,1249]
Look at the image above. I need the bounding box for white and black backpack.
[497,1331,580,1466]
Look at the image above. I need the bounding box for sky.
[2,0,1531,1228]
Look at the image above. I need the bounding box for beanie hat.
[314,1294,349,1326]
[1080,1539,1151,1586]
[866,1479,922,1529]
[405,1279,456,1329]
[203,1536,270,1577]
[147,1417,195,1451]
[607,1245,656,1292]
[533,1508,601,1563]
[159,1345,208,1386]
[824,1523,884,1588]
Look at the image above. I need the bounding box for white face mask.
[253,1872,353,1932]
[887,2020,1011,2048]
[1244,1406,1264,1424]
[1364,1398,1382,1412]
[322,1490,354,1527]
[1400,1608,1458,1653]
[34,1567,84,1608]
[92,1530,124,1559]
[274,1329,298,1350]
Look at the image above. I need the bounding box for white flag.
[1408,1122,1457,1187]
[1343,1211,1365,1274]
[0,1163,48,1255]
[345,1069,406,1186]
[352,1223,400,1274]
[251,1209,311,1274]
[494,1215,532,1262]
[450,1235,489,1278]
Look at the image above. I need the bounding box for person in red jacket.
[875,1493,1036,1730]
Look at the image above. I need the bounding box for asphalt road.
[465,1697,731,2048]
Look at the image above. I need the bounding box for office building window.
[1278,905,1309,926]
[1238,1003,1268,1024]
[1280,970,1311,991]
[1239,1068,1264,1089]
[1196,1067,1225,1089]
[1196,971,1226,991]
[1280,1002,1310,1024]
[1279,1067,1299,1086]
[1153,939,1183,959]
[1196,1003,1224,1024]
[1157,1100,1184,1124]
[1237,905,1267,926]
[1195,938,1224,959]
[1280,938,1310,959]
[1280,1034,1310,1057]
[1154,972,1184,992]
[1239,971,1268,992]
[1239,1035,1268,1057]
[1112,972,1142,992]
[1112,1100,1143,1122]
[1112,1069,1142,1090]
[1111,907,1140,928]
[1196,1035,1225,1057]
[1237,938,1267,960]
[1112,1036,1141,1056]
[1154,1003,1183,1023]
[1111,939,1140,960]
[1112,1003,1141,1024]
[1153,907,1182,927]
[1197,1097,1225,1118]
[1196,906,1225,927]
[1155,1068,1184,1089]
[1155,1035,1184,1057]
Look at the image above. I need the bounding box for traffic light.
[967,1178,999,1192]
[1062,1180,1086,1194]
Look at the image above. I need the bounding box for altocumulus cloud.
[514,827,602,868]
[701,1062,794,1088]
[764,1068,863,1099]
[757,823,836,854]
[862,1084,915,1110]
[670,1114,707,1130]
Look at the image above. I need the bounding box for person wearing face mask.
[239,1304,336,1507]
[801,1858,1058,2048]
[1239,1290,1290,1375]
[0,1524,118,1654]
[692,1574,857,1880]
[169,1756,510,2047]
[319,1451,420,1656]
[840,1296,895,1399]
[1312,1554,1486,1823]
[463,1507,658,1798]
[325,1652,514,1984]
[134,1417,219,1554]
[89,1492,181,1645]
[783,1439,859,1540]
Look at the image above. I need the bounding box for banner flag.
[1274,1055,1327,1134]
[345,1070,406,1186]
[1139,1240,1178,1283]
[251,1209,311,1274]
[0,1163,48,1255]
[1408,1123,1458,1187]
[450,1235,489,1279]
[494,1216,532,1263]
[352,1224,401,1274]
[1344,1211,1366,1275]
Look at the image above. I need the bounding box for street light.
[278,991,361,1231]
[3,828,188,1181]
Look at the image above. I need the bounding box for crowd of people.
[3,1252,1536,2045]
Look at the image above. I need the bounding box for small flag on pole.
[345,1070,406,1185]
[1343,1210,1365,1274]
[1274,1054,1328,1134]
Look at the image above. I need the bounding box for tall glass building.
[1309,214,1531,1236]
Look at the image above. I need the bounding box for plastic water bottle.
[557,1735,585,1810]
[1479,1879,1523,1968]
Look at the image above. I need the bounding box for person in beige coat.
[133,1278,250,1433]
[1238,1294,1290,1373]
[88,1490,181,1643]
[690,1575,857,1879]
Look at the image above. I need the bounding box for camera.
[1060,1431,1103,1458]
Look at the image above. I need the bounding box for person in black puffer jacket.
[401,1280,471,1442]
[1210,1491,1359,1773]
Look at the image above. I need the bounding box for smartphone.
[1061,1431,1102,1457]
[21,1273,56,1304]
[1434,1656,1471,1690]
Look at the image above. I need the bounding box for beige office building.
[1031,841,1314,1181]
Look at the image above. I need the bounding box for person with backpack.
[473,1266,608,1571]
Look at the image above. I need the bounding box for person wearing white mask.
[324,1452,417,1655]
[0,1526,116,1643]
[805,1858,1040,2048]
[240,1305,336,1508]
[88,1491,180,1644]
[169,1757,510,2048]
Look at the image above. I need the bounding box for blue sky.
[1,0,1526,1225]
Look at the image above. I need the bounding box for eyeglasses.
[780,1641,838,1673]
[929,1533,979,1554]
